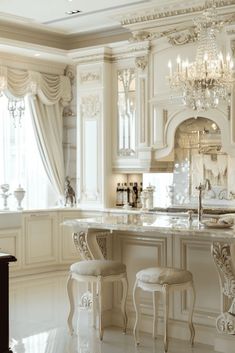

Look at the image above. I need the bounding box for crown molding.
[68,27,131,50]
[118,1,235,34]
[0,21,68,49]
[0,51,68,74]
[68,40,150,64]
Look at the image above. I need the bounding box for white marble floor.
[9,271,215,353]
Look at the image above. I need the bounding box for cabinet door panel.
[24,213,57,267]
[174,237,220,326]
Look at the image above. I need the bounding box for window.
[0,94,57,210]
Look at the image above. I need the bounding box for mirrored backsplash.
[172,117,235,207]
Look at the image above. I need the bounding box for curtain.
[0,66,71,105]
[0,65,72,201]
[28,96,65,199]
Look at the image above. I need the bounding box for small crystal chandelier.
[168,2,234,112]
[8,98,25,127]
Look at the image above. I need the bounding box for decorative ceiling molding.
[167,27,198,46]
[119,1,235,27]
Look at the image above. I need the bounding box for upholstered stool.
[67,259,128,340]
[133,266,195,352]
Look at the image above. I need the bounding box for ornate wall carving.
[80,71,100,83]
[80,95,100,120]
[135,56,148,70]
[167,28,198,46]
[64,65,75,85]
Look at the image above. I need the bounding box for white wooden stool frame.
[67,229,128,341]
[67,271,128,340]
[133,278,196,352]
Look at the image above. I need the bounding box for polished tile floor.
[9,271,215,353]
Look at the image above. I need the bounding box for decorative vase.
[0,184,11,210]
[14,185,26,210]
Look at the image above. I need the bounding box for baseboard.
[111,309,221,349]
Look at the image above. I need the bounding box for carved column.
[211,242,235,335]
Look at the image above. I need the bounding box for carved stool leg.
[188,281,196,345]
[91,282,97,328]
[121,274,128,333]
[133,279,141,345]
[97,276,103,341]
[162,284,169,353]
[67,274,76,335]
[153,291,159,339]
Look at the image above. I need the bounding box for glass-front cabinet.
[117,68,136,157]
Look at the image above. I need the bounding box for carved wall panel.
[80,95,101,120]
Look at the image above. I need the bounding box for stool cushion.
[136,267,192,285]
[70,260,126,277]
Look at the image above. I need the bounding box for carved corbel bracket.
[130,30,154,42]
[73,231,92,260]
[135,56,148,71]
[72,230,109,260]
[211,242,235,299]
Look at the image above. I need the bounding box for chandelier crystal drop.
[168,3,234,112]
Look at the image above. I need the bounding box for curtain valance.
[0,66,71,106]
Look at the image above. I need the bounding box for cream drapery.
[28,96,65,198]
[0,65,72,201]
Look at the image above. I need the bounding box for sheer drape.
[0,65,72,202]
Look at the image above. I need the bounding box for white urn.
[14,185,26,210]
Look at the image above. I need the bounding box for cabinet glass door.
[117,68,136,156]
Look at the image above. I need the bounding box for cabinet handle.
[30,214,50,218]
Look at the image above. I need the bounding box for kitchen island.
[64,211,235,353]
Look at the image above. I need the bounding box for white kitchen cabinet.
[22,212,58,269]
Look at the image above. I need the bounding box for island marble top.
[63,212,235,240]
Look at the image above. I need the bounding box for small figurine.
[64,176,76,207]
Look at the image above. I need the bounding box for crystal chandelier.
[8,98,25,127]
[168,3,234,112]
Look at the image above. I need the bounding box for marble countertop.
[63,212,235,240]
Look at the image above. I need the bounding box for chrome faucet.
[195,179,211,222]
[204,178,211,191]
